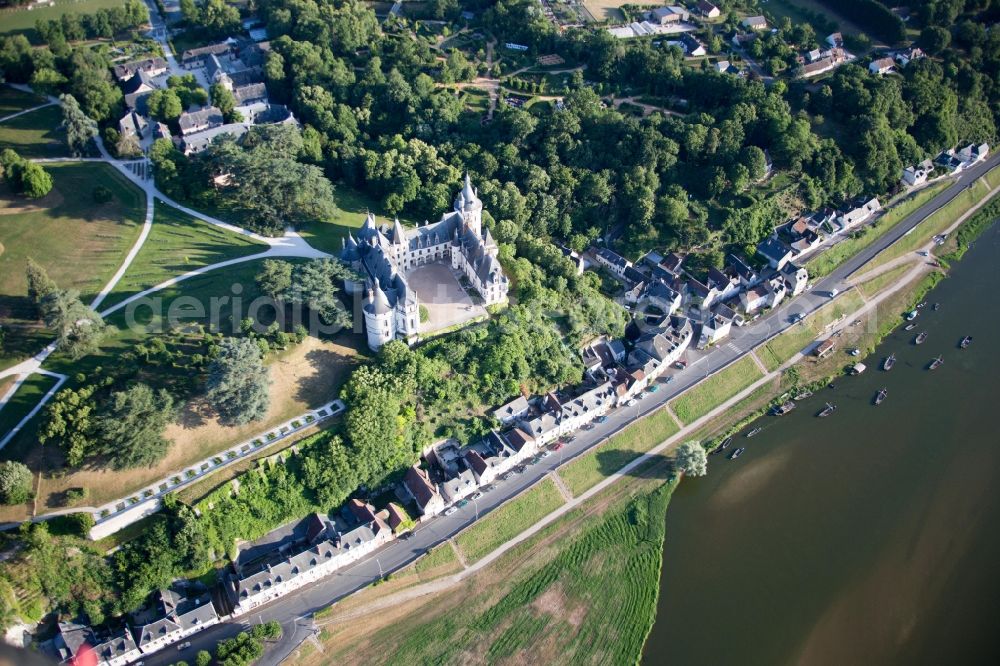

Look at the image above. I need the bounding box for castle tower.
[363,283,395,350]
[453,173,483,236]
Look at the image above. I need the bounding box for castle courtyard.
[406,262,487,334]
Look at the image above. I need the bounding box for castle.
[340,176,509,350]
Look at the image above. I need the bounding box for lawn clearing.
[857,264,913,299]
[0,105,69,158]
[101,200,266,310]
[558,407,679,496]
[0,0,127,41]
[454,477,565,564]
[670,355,764,425]
[299,186,416,255]
[807,181,948,277]
[581,0,628,22]
[0,86,47,117]
[0,373,58,444]
[0,162,145,367]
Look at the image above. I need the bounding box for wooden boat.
[793,390,813,401]
[928,356,944,370]
[817,402,837,417]
[882,353,896,371]
[773,401,796,416]
[728,447,746,460]
[960,336,972,349]
[746,427,763,438]
[874,388,887,406]
[904,323,918,331]
[914,331,928,345]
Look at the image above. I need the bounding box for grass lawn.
[758,289,868,372]
[0,162,145,368]
[582,0,627,22]
[0,105,69,158]
[558,408,679,496]
[0,0,127,41]
[858,264,912,299]
[0,86,47,117]
[306,481,677,666]
[0,373,58,444]
[807,181,948,278]
[869,173,997,271]
[299,186,416,255]
[100,200,266,310]
[454,477,565,564]
[670,355,764,425]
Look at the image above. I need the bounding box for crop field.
[670,355,764,425]
[454,477,565,563]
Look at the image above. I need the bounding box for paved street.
[152,152,1000,666]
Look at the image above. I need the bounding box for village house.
[120,69,157,111]
[742,15,767,31]
[826,32,843,48]
[766,274,787,309]
[648,5,689,24]
[558,244,586,275]
[781,262,809,296]
[731,32,756,49]
[645,279,683,314]
[593,247,632,278]
[118,110,148,140]
[837,196,881,231]
[814,338,836,358]
[707,266,741,301]
[628,318,693,379]
[182,123,250,155]
[491,395,530,425]
[739,284,769,314]
[698,302,738,348]
[956,142,990,166]
[132,589,219,657]
[697,0,720,18]
[687,278,719,312]
[178,106,224,136]
[53,622,142,666]
[728,253,761,287]
[894,47,925,67]
[403,465,445,516]
[757,236,794,270]
[902,159,934,187]
[113,57,168,81]
[868,57,895,75]
[678,33,707,56]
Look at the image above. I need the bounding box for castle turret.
[363,282,395,350]
[453,173,483,235]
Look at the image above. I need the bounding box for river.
[643,222,1000,665]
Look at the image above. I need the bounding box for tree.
[38,384,99,466]
[147,88,183,123]
[0,461,32,504]
[196,650,212,666]
[674,441,708,477]
[211,82,239,123]
[255,259,293,301]
[919,25,951,55]
[206,338,271,425]
[25,257,57,308]
[40,289,107,359]
[59,94,98,157]
[300,435,358,507]
[95,384,175,469]
[286,259,353,331]
[19,162,53,198]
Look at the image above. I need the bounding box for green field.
[356,482,677,666]
[0,162,145,368]
[101,201,266,310]
[857,264,912,299]
[670,355,764,425]
[758,289,867,372]
[454,477,565,563]
[0,86,47,117]
[299,186,416,255]
[558,407,679,496]
[808,181,948,278]
[0,0,127,41]
[870,173,997,270]
[0,373,58,445]
[0,105,69,158]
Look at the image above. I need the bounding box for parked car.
[498,473,511,481]
[624,399,636,407]
[647,385,660,393]
[514,465,526,474]
[444,506,458,516]
[539,450,551,458]
[456,499,469,508]
[470,492,482,500]
[828,288,840,298]
[674,359,688,369]
[596,415,608,424]
[177,642,191,651]
[790,312,805,323]
[549,442,565,451]
[565,436,576,442]
[583,423,595,430]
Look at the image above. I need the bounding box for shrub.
[0,461,33,504]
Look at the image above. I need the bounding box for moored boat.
[728,447,745,460]
[817,402,837,417]
[906,310,919,321]
[746,427,763,438]
[720,436,733,449]
[928,356,944,370]
[933,303,940,311]
[793,390,813,401]
[773,401,796,416]
[874,388,887,406]
[904,323,917,331]
[914,331,928,345]
[960,336,973,349]
[882,353,896,371]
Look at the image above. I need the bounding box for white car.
[443,506,458,516]
[828,288,840,298]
